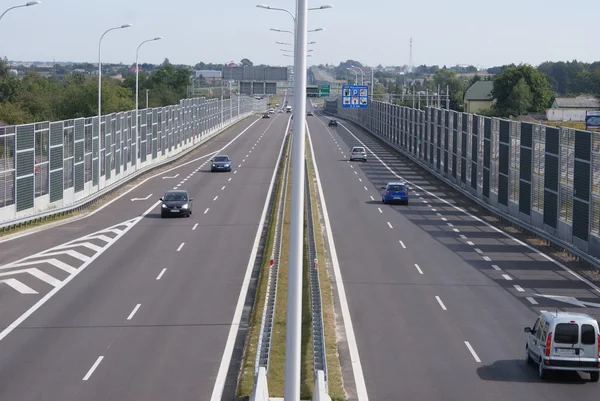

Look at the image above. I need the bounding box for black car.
[160,190,193,218]
[307,111,313,116]
[211,155,232,172]
[262,113,270,118]
[328,119,338,127]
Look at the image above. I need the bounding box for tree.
[240,58,253,67]
[466,65,478,73]
[492,64,553,116]
[432,69,465,110]
[508,78,533,116]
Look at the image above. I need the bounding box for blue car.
[381,182,409,204]
[211,155,232,172]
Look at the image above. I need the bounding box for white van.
[524,311,599,381]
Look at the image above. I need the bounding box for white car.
[268,108,275,114]
[524,311,599,381]
[349,146,367,162]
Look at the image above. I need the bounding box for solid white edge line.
[337,120,600,294]
[306,122,370,401]
[127,303,141,320]
[82,356,104,381]
[0,117,263,245]
[0,201,160,343]
[464,341,481,363]
[435,296,447,311]
[209,114,291,401]
[156,268,167,280]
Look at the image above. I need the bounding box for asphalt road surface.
[0,111,289,401]
[307,105,600,401]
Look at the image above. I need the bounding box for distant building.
[194,70,221,81]
[463,80,494,114]
[547,96,600,122]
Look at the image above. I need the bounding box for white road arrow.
[162,174,180,179]
[131,194,152,202]
[535,294,600,308]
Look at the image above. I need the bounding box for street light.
[347,67,358,84]
[98,24,132,146]
[135,36,162,169]
[0,0,40,24]
[270,27,324,35]
[257,3,333,21]
[353,66,365,85]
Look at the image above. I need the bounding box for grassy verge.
[264,149,292,396]
[305,138,347,401]
[236,134,291,398]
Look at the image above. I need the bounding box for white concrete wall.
[546,108,587,122]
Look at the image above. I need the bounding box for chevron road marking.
[0,217,141,296]
[0,278,37,294]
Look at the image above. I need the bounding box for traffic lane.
[0,114,285,330]
[308,120,500,400]
[0,116,287,401]
[67,122,286,400]
[328,117,600,319]
[73,217,264,400]
[0,116,262,265]
[326,118,600,389]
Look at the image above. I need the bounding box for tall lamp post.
[347,67,358,84]
[0,0,40,24]
[98,24,132,146]
[260,3,334,400]
[135,36,162,169]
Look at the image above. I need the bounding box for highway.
[0,111,289,401]
[307,104,600,401]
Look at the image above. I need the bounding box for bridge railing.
[324,97,600,268]
[0,95,266,227]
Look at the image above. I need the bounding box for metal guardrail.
[305,159,328,388]
[326,110,600,272]
[0,113,257,234]
[254,132,291,376]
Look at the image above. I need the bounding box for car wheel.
[525,347,533,365]
[538,359,548,380]
[590,371,599,382]
[382,198,386,204]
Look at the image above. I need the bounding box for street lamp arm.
[0,1,40,23]
[258,5,295,20]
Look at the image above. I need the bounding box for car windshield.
[388,185,405,191]
[352,148,364,153]
[214,156,229,162]
[163,192,187,201]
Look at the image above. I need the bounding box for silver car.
[524,311,600,381]
[349,146,367,162]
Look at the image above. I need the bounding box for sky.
[0,0,598,68]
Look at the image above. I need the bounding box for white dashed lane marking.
[156,268,167,280]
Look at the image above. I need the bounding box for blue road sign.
[586,110,600,132]
[342,85,368,108]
